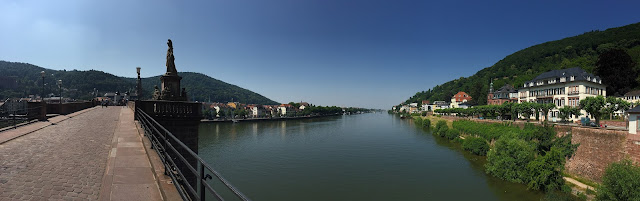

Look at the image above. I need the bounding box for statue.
[166,39,178,75]
[152,85,161,100]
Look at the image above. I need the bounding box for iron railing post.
[198,162,205,201]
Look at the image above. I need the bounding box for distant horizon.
[2,0,639,109]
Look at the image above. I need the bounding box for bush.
[485,134,536,184]
[434,120,448,136]
[462,136,490,156]
[414,117,423,125]
[422,118,431,128]
[445,129,460,140]
[596,159,640,201]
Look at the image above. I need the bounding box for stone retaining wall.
[600,120,626,128]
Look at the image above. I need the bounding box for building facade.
[518,67,605,121]
[450,91,472,108]
[623,90,640,104]
[487,83,518,105]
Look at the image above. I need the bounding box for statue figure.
[160,86,172,100]
[181,88,187,100]
[152,85,161,100]
[166,39,178,75]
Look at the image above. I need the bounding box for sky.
[1,0,640,109]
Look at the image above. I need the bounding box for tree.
[558,107,581,122]
[517,102,535,121]
[541,103,556,122]
[485,133,536,183]
[596,159,640,201]
[603,97,631,120]
[580,96,607,125]
[594,49,637,96]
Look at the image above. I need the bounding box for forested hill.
[404,22,640,106]
[0,61,279,105]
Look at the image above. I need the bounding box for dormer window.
[570,76,575,81]
[599,80,601,84]
[560,77,566,82]
[593,78,597,82]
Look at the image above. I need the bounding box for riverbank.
[415,115,601,200]
[201,113,344,123]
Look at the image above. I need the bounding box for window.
[570,76,575,81]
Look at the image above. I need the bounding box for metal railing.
[0,104,45,130]
[135,108,251,201]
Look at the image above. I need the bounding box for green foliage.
[434,120,448,137]
[445,129,460,140]
[525,147,566,191]
[452,120,525,141]
[485,134,536,183]
[422,118,431,128]
[462,136,490,156]
[595,49,638,96]
[596,159,640,201]
[558,107,581,122]
[484,123,579,192]
[579,95,630,125]
[403,22,640,106]
[414,117,423,126]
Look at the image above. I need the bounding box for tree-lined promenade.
[432,95,631,125]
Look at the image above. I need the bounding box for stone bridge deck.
[0,107,174,201]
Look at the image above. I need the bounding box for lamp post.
[57,80,62,114]
[40,71,45,101]
[136,67,142,100]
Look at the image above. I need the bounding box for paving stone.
[0,108,119,200]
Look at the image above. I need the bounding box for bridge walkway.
[0,107,172,201]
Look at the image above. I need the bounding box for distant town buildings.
[398,67,611,122]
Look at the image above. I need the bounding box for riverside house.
[517,67,605,122]
[450,91,471,108]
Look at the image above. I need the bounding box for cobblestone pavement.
[0,107,120,201]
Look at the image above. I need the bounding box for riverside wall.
[432,115,640,182]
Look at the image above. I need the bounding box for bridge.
[0,104,250,201]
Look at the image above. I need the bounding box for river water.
[198,113,543,201]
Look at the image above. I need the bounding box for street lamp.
[57,80,62,114]
[40,71,45,100]
[136,67,142,100]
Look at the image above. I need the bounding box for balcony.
[568,91,580,96]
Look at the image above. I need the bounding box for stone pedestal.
[160,75,181,96]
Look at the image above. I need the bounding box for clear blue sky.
[1,0,639,109]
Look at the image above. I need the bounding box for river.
[198,113,544,201]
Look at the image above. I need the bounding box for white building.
[623,90,640,105]
[518,67,605,122]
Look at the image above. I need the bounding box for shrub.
[445,129,460,140]
[414,117,423,125]
[462,136,490,156]
[438,126,449,137]
[485,134,536,184]
[422,118,431,128]
[434,120,448,136]
[596,159,640,201]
